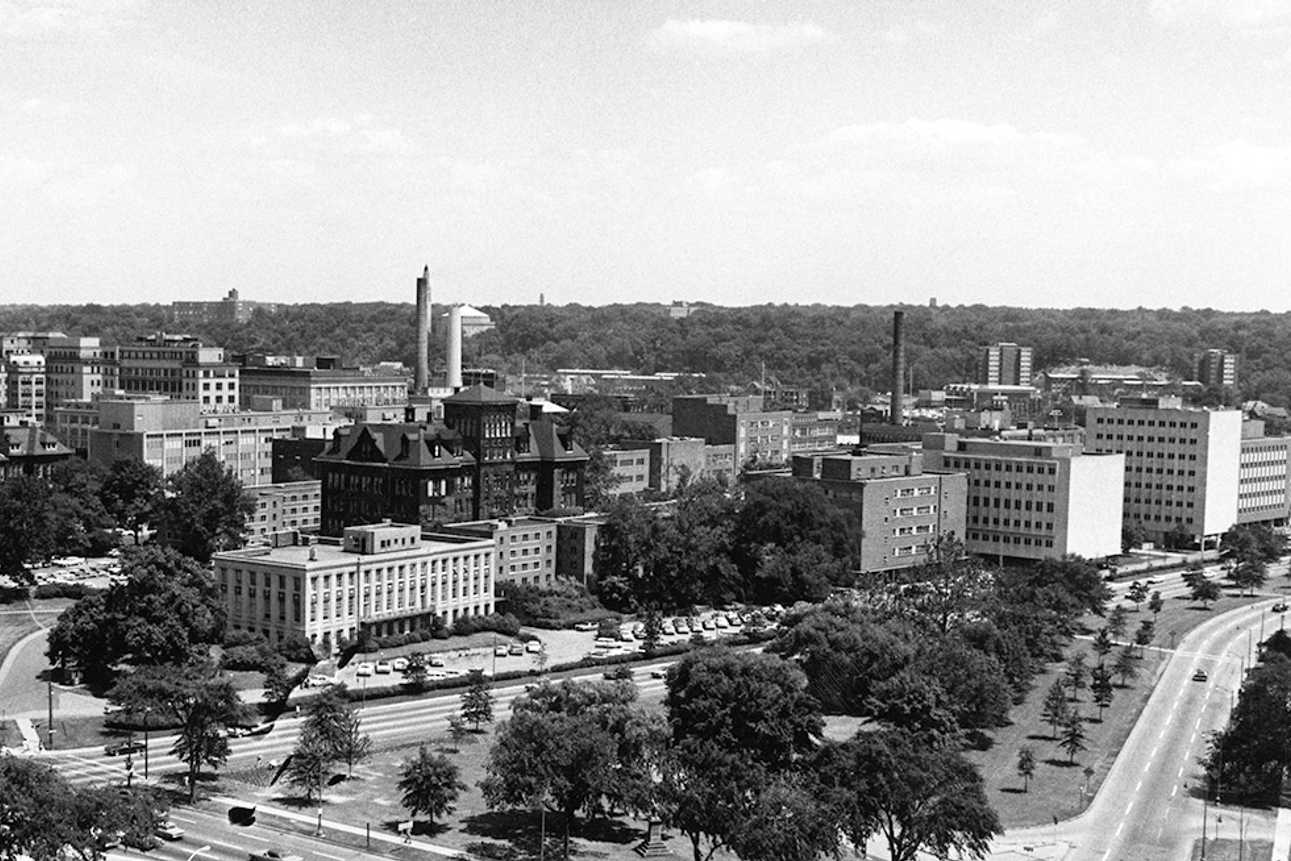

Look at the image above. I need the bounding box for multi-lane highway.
[991,583,1283,860]
[45,663,675,861]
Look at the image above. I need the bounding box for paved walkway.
[1272,807,1291,861]
[210,794,478,859]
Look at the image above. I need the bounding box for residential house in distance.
[212,521,495,654]
[791,448,967,574]
[921,433,1124,561]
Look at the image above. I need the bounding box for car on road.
[104,739,146,757]
[249,850,304,861]
[154,821,185,841]
[1192,669,1209,682]
[1274,603,1289,613]
[525,640,542,654]
[375,660,392,674]
[355,662,374,677]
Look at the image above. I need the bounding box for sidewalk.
[1272,807,1291,861]
[210,794,479,859]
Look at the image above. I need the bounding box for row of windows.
[971,479,1058,493]
[1093,432,1199,446]
[1092,416,1200,429]
[941,457,1058,475]
[970,515,1055,531]
[894,505,937,516]
[967,530,1055,548]
[892,524,934,536]
[972,497,1056,512]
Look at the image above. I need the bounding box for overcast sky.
[3,0,1291,310]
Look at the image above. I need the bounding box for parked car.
[713,615,729,629]
[355,662,374,677]
[249,850,304,861]
[650,668,667,679]
[494,644,509,657]
[375,660,392,674]
[572,621,598,632]
[1274,602,1288,613]
[618,629,636,641]
[429,654,446,667]
[525,640,542,654]
[508,642,524,656]
[673,618,690,634]
[1192,669,1208,682]
[154,821,185,841]
[701,618,716,631]
[104,739,146,757]
[304,674,333,688]
[660,620,675,635]
[631,622,646,637]
[391,657,409,672]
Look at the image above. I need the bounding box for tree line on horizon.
[3,301,1288,405]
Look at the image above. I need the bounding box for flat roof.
[216,534,493,568]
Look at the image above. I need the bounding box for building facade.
[108,334,240,413]
[1083,397,1243,546]
[171,289,281,325]
[601,446,652,496]
[212,522,495,655]
[672,394,793,467]
[791,449,967,574]
[237,357,407,411]
[437,517,559,588]
[42,337,105,422]
[1197,349,1238,389]
[1238,421,1291,527]
[4,354,45,424]
[980,342,1034,387]
[245,480,323,543]
[88,397,343,486]
[921,433,1124,561]
[1,425,73,479]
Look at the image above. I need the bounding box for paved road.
[992,595,1280,860]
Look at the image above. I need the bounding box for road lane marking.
[313,852,345,860]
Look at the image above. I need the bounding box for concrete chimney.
[890,310,905,425]
[446,304,463,390]
[415,265,430,394]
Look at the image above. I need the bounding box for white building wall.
[1061,453,1125,558]
[1200,410,1242,537]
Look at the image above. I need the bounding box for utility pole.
[46,676,53,750]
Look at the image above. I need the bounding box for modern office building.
[1083,396,1243,546]
[981,343,1034,387]
[1197,349,1238,389]
[790,411,842,454]
[921,433,1124,561]
[601,446,652,496]
[87,396,344,486]
[672,394,793,467]
[237,355,408,411]
[791,449,967,574]
[1238,420,1291,527]
[4,354,45,424]
[171,289,281,325]
[42,337,106,422]
[244,480,323,543]
[212,522,495,654]
[437,517,559,588]
[108,333,240,413]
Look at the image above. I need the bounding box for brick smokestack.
[446,304,463,390]
[890,309,905,425]
[415,265,430,394]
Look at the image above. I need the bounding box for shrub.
[501,582,606,626]
[450,612,521,638]
[276,631,317,664]
[0,586,28,604]
[221,643,276,671]
[33,583,101,600]
[223,630,265,649]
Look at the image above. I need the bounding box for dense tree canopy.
[157,450,255,563]
[10,301,1291,406]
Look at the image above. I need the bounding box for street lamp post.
[142,706,152,780]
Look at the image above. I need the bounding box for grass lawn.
[1189,838,1273,860]
[0,598,74,667]
[212,722,664,861]
[969,583,1269,830]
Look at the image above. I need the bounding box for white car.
[392,657,409,672]
[355,662,374,677]
[572,621,598,632]
[375,660,392,674]
[494,645,509,657]
[305,674,332,687]
[154,821,185,841]
[429,654,446,667]
[525,640,542,654]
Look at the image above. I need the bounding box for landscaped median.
[967,583,1278,828]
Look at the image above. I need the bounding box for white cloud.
[1149,0,1291,28]
[0,0,140,38]
[646,19,835,54]
[809,118,1080,173]
[267,115,414,158]
[1171,140,1291,191]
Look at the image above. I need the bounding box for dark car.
[104,739,146,756]
[1192,669,1208,682]
[1274,602,1288,613]
[249,850,304,861]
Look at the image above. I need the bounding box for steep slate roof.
[2,426,72,458]
[317,422,474,468]
[526,419,588,462]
